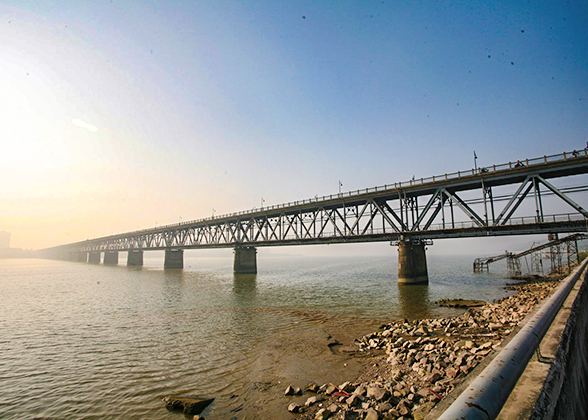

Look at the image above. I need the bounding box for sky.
[1,0,587,256]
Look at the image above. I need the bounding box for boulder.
[288,403,302,413]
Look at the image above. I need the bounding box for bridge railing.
[131,148,588,235]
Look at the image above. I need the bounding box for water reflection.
[232,274,257,307]
[161,269,185,306]
[397,284,432,320]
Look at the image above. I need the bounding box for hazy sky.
[1,1,587,254]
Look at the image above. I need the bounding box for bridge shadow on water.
[232,274,258,306]
[397,284,433,321]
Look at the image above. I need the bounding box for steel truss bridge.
[46,149,588,256]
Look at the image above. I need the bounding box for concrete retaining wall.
[531,268,588,420]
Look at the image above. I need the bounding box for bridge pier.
[234,246,257,274]
[103,251,119,265]
[164,249,183,269]
[88,252,101,264]
[127,250,144,266]
[397,240,428,284]
[77,252,88,263]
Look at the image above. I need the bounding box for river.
[0,253,514,419]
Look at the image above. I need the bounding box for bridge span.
[42,149,588,283]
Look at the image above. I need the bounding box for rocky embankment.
[284,276,563,420]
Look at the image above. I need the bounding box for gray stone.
[325,384,338,395]
[365,408,380,420]
[305,396,324,406]
[412,401,437,420]
[288,402,302,413]
[316,408,331,419]
[305,382,320,393]
[367,385,390,401]
[346,394,363,407]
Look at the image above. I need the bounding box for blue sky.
[1,1,587,252]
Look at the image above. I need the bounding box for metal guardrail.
[141,148,588,232]
[438,258,588,420]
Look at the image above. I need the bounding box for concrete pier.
[234,246,257,274]
[103,251,119,265]
[88,252,101,264]
[397,240,428,284]
[127,250,144,266]
[76,252,88,263]
[164,249,183,269]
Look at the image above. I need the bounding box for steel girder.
[45,152,588,254]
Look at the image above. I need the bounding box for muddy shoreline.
[274,274,565,420]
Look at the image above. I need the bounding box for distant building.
[0,231,10,249]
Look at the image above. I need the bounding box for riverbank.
[278,273,565,420]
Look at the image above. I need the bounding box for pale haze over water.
[1,254,514,419]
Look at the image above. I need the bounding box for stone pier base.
[397,240,428,284]
[164,249,184,269]
[234,246,257,274]
[103,251,119,265]
[127,250,144,266]
[88,252,101,264]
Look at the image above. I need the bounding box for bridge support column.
[234,246,257,274]
[397,240,428,284]
[103,251,119,265]
[88,252,101,264]
[77,252,88,263]
[164,249,183,269]
[127,250,144,266]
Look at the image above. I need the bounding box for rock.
[415,326,429,336]
[325,384,338,395]
[397,400,411,416]
[316,408,331,419]
[367,384,390,401]
[425,371,442,383]
[305,382,320,393]
[412,401,437,420]
[163,395,214,415]
[339,381,354,393]
[342,411,361,420]
[365,408,379,420]
[328,403,339,413]
[288,403,302,413]
[285,386,295,396]
[353,384,367,396]
[377,401,393,412]
[305,396,324,407]
[193,416,205,420]
[346,394,363,407]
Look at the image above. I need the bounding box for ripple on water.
[0,256,514,419]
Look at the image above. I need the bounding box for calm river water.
[0,253,513,419]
